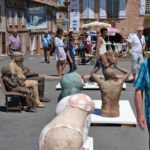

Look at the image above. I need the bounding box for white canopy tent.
[81,21,111,28]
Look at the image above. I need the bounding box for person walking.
[54,28,66,77]
[86,31,92,53]
[90,28,108,75]
[127,27,146,82]
[7,28,22,58]
[134,52,150,150]
[42,30,52,63]
[66,38,77,73]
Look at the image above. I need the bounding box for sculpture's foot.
[27,107,36,112]
[40,97,51,102]
[36,102,45,108]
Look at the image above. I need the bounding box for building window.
[146,0,150,14]
[14,11,18,25]
[22,12,25,26]
[107,0,119,18]
[8,10,12,25]
[0,6,1,22]
[56,12,60,19]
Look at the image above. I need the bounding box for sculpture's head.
[1,67,11,77]
[12,52,24,63]
[68,94,95,114]
[60,72,83,91]
[58,72,83,102]
[105,68,116,80]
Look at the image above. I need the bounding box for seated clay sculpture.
[57,72,83,102]
[39,94,95,150]
[92,62,130,117]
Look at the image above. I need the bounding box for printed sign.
[70,0,80,33]
[26,6,47,29]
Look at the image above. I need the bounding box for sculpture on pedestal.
[92,62,130,117]
[39,94,95,150]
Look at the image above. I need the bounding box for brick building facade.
[0,0,58,55]
[69,0,150,40]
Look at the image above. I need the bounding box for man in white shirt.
[127,27,146,82]
[86,31,91,53]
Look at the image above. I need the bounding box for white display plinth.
[91,100,137,126]
[83,137,94,150]
[56,82,126,90]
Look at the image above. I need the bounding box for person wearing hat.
[127,27,146,82]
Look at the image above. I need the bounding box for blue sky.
[60,0,64,4]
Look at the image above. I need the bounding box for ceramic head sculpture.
[39,93,95,150]
[57,72,83,102]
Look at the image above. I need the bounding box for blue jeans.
[147,122,150,150]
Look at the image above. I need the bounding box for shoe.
[40,97,51,102]
[36,102,45,108]
[27,107,36,112]
[47,60,50,63]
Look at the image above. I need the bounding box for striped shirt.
[134,57,150,122]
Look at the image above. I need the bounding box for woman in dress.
[54,28,67,77]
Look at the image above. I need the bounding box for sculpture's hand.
[114,58,118,68]
[137,114,147,131]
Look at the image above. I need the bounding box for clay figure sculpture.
[57,72,83,102]
[1,67,36,112]
[17,53,50,102]
[9,52,45,108]
[56,95,92,145]
[92,62,130,117]
[39,94,95,150]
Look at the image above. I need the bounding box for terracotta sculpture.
[17,54,50,102]
[56,95,92,145]
[9,52,45,108]
[58,72,83,102]
[1,67,36,112]
[39,94,95,150]
[92,62,130,117]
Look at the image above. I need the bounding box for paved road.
[0,55,149,150]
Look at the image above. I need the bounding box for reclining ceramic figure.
[39,94,95,150]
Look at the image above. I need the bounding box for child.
[1,67,36,112]
[66,38,77,73]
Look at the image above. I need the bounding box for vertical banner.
[26,6,47,29]
[70,0,80,33]
[140,0,145,15]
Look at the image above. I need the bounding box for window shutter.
[83,0,89,18]
[140,0,145,15]
[89,0,95,19]
[99,0,106,19]
[119,0,126,19]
